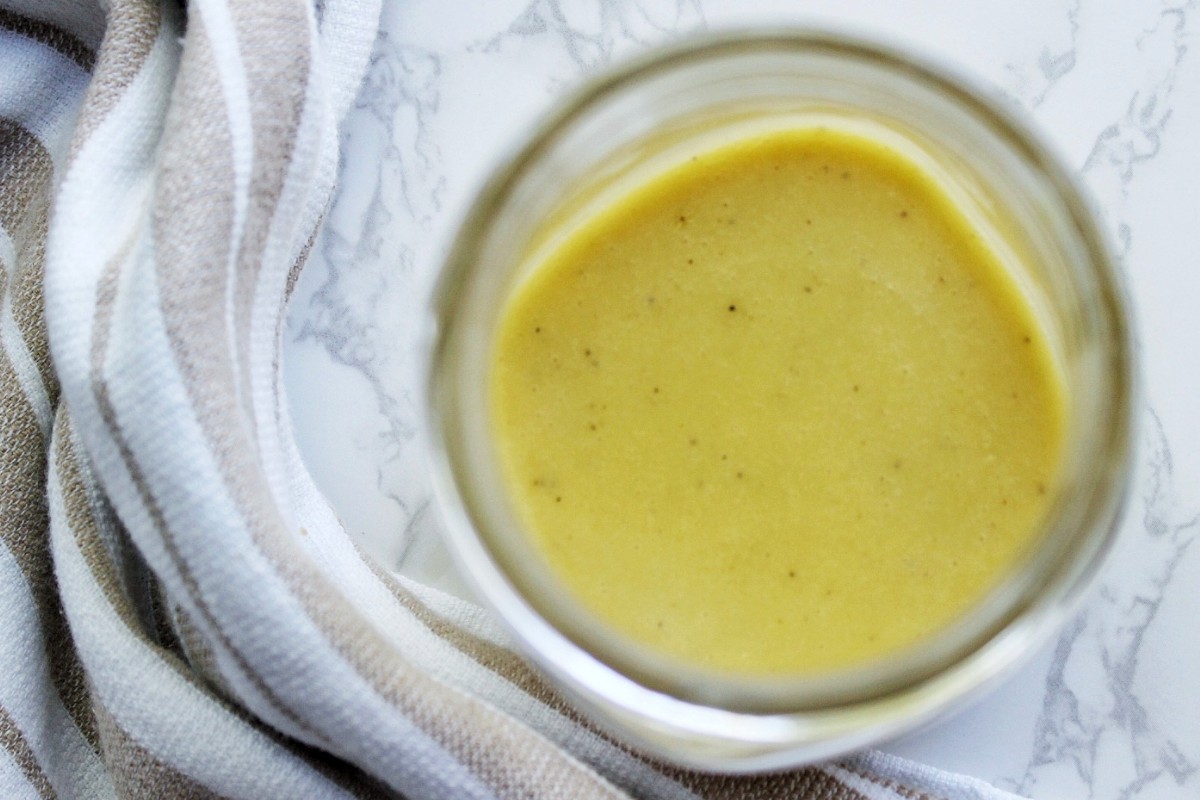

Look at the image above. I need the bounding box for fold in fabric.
[0,2,1025,798]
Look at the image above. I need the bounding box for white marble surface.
[283,1,1200,797]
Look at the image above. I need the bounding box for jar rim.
[425,27,1136,767]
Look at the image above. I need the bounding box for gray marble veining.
[1006,414,1199,798]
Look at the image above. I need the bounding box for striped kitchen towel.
[0,1,1025,798]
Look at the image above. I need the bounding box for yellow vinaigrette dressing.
[489,127,1066,675]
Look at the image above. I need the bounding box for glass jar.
[425,30,1134,770]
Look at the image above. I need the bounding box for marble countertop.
[282,2,1200,797]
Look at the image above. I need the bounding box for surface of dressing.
[489,128,1066,675]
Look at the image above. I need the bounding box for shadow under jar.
[426,31,1135,770]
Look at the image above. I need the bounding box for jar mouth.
[426,28,1135,761]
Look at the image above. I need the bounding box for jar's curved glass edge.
[422,26,1139,766]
